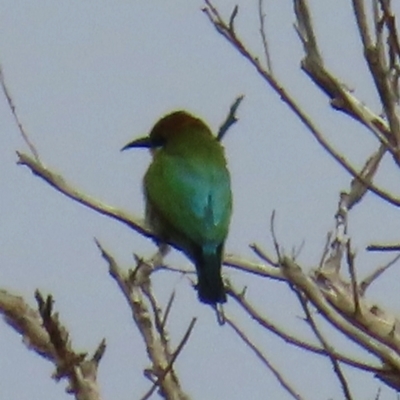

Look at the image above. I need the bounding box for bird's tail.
[194,244,226,305]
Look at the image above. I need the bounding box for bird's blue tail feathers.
[195,244,226,304]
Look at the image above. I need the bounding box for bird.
[122,110,232,304]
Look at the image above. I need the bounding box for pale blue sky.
[1,1,400,399]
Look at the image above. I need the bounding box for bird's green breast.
[144,131,232,246]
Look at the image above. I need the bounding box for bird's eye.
[151,136,166,148]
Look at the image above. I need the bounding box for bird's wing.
[144,154,232,245]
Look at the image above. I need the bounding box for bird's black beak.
[121,136,153,151]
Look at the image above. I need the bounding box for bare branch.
[353,0,400,150]
[352,0,374,49]
[295,0,396,154]
[227,286,381,373]
[346,242,361,317]
[224,254,284,280]
[250,243,279,267]
[96,241,190,400]
[0,289,104,400]
[160,290,176,331]
[348,146,386,208]
[367,243,400,251]
[217,95,244,141]
[321,192,349,275]
[285,257,400,370]
[225,317,305,400]
[17,152,154,239]
[318,232,333,269]
[258,0,274,74]
[294,0,322,63]
[140,318,197,400]
[203,0,400,207]
[379,0,400,68]
[0,65,40,162]
[229,5,239,32]
[0,289,56,360]
[360,253,400,294]
[270,210,282,260]
[296,292,354,400]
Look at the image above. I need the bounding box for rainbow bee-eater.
[122,111,232,304]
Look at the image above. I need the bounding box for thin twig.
[367,244,400,251]
[203,1,400,207]
[353,0,400,149]
[294,0,396,157]
[34,291,104,400]
[140,318,197,400]
[18,152,154,239]
[249,243,279,267]
[153,265,194,275]
[346,241,361,316]
[379,0,400,67]
[227,286,381,372]
[352,0,374,49]
[296,291,354,400]
[223,254,284,279]
[294,0,323,64]
[347,145,386,209]
[96,241,190,400]
[143,287,170,349]
[321,191,349,274]
[217,95,244,141]
[229,5,239,32]
[258,0,274,74]
[270,211,281,260]
[291,240,305,261]
[225,316,305,400]
[360,253,400,294]
[0,65,40,161]
[318,232,333,269]
[282,257,400,370]
[160,290,176,330]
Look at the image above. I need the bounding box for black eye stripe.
[152,136,165,147]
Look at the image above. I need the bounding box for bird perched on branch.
[122,111,232,304]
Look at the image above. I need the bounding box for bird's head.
[121,111,212,152]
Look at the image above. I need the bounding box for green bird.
[122,111,232,304]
